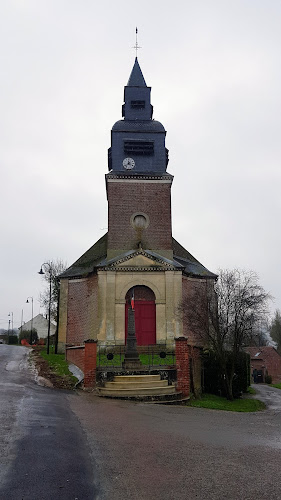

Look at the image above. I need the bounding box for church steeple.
[122,58,153,121]
[108,58,168,173]
[127,57,147,86]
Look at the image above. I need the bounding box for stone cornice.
[106,173,173,183]
[101,266,180,272]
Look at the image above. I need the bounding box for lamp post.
[26,297,34,344]
[38,263,52,354]
[8,312,13,342]
[20,309,24,336]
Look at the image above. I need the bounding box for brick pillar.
[175,337,190,397]
[84,340,97,389]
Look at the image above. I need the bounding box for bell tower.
[58,53,217,354]
[106,58,173,260]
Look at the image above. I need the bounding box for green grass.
[97,353,175,367]
[187,393,265,412]
[271,383,281,390]
[246,386,256,395]
[40,346,77,381]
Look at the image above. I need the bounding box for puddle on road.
[5,361,20,371]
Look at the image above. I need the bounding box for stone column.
[122,306,141,370]
[175,337,190,397]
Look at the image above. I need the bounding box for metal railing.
[97,343,175,370]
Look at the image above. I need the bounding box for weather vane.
[133,27,141,57]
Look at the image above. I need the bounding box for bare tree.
[180,269,271,400]
[270,309,281,353]
[39,259,67,322]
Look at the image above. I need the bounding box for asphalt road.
[70,387,281,500]
[1,345,281,500]
[0,345,97,499]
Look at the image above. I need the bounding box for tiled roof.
[245,346,281,359]
[172,238,217,278]
[60,233,216,280]
[59,233,107,278]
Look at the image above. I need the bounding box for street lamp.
[26,297,34,344]
[8,312,13,341]
[38,263,52,354]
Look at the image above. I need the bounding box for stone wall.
[97,269,183,345]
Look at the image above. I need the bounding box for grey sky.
[1,0,280,329]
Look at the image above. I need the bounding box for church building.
[57,58,216,353]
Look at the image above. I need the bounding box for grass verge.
[40,348,74,377]
[246,386,256,395]
[271,383,281,390]
[187,393,265,412]
[33,346,78,389]
[97,353,175,367]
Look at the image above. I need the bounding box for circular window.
[130,212,149,230]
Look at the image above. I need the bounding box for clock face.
[123,157,135,170]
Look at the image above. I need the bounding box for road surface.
[0,345,97,499]
[1,345,281,500]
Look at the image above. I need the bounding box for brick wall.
[66,346,85,372]
[84,340,97,388]
[66,340,97,389]
[175,337,190,397]
[67,275,98,345]
[182,277,213,347]
[246,347,281,383]
[107,180,172,253]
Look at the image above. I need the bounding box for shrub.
[265,374,272,384]
[203,351,250,398]
[19,329,38,345]
[8,335,18,345]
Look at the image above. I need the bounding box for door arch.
[125,286,156,345]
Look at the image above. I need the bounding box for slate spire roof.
[127,57,147,87]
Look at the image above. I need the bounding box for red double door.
[125,301,156,345]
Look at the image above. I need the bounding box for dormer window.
[131,100,145,109]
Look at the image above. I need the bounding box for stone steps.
[114,375,160,382]
[98,374,180,401]
[104,380,169,389]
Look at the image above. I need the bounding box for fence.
[97,343,175,370]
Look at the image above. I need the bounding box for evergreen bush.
[8,335,18,345]
[265,374,272,384]
[203,351,250,398]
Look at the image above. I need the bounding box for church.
[57,58,216,353]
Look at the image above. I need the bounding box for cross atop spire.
[132,27,141,58]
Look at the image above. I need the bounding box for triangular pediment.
[116,254,164,268]
[104,250,178,271]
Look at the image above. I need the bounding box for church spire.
[108,53,168,173]
[127,58,147,87]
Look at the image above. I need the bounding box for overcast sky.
[1,0,280,329]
